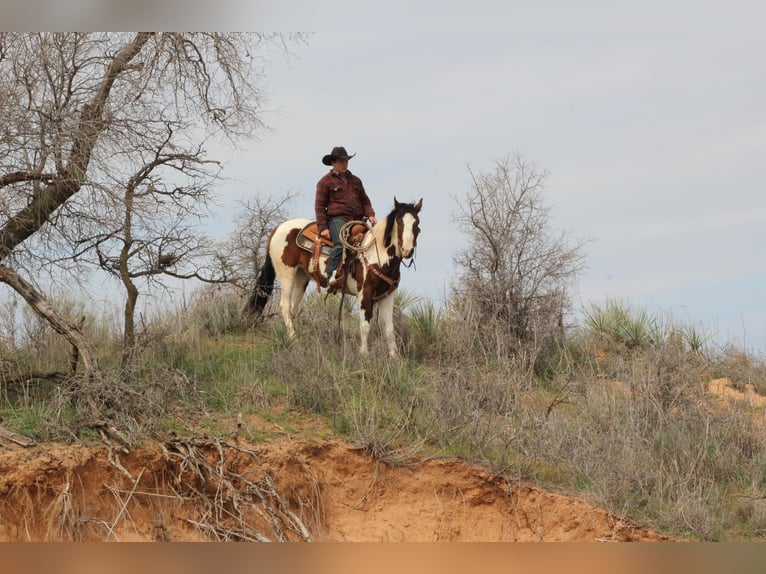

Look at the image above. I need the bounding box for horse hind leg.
[278,276,298,337]
[289,271,310,328]
[279,272,310,338]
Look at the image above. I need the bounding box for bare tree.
[84,131,228,370]
[0,32,303,382]
[451,153,587,362]
[217,191,296,310]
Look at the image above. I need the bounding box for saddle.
[297,221,369,291]
[296,222,334,255]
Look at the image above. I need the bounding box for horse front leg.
[358,293,374,355]
[376,294,398,358]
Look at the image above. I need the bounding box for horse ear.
[414,198,423,213]
[394,197,401,209]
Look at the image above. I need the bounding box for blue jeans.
[326,217,346,280]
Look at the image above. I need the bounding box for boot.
[327,266,345,293]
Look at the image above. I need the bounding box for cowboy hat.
[322,146,356,165]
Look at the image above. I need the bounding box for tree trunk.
[121,276,139,371]
[0,32,152,261]
[0,265,100,380]
[69,315,86,375]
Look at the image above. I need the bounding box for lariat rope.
[338,220,369,252]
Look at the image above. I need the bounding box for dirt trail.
[0,436,672,542]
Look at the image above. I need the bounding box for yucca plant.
[393,288,421,312]
[583,300,668,349]
[618,306,667,349]
[407,301,444,346]
[679,320,713,356]
[583,300,632,342]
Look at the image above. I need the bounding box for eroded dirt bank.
[0,437,672,542]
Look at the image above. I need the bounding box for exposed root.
[162,437,317,542]
[105,468,146,541]
[43,479,80,541]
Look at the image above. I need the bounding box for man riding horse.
[314,146,377,289]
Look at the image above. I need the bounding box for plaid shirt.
[314,169,375,232]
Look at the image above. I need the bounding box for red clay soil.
[0,436,673,542]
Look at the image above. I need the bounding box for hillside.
[0,413,674,542]
[3,301,766,542]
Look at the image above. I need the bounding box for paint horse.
[246,198,422,357]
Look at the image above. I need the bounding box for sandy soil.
[707,377,766,409]
[0,430,673,542]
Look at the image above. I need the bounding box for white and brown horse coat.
[247,198,422,357]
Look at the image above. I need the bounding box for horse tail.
[244,252,276,318]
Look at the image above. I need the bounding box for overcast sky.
[6,3,761,354]
[203,18,765,355]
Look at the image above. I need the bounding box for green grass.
[1,404,60,440]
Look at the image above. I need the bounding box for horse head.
[385,197,423,259]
